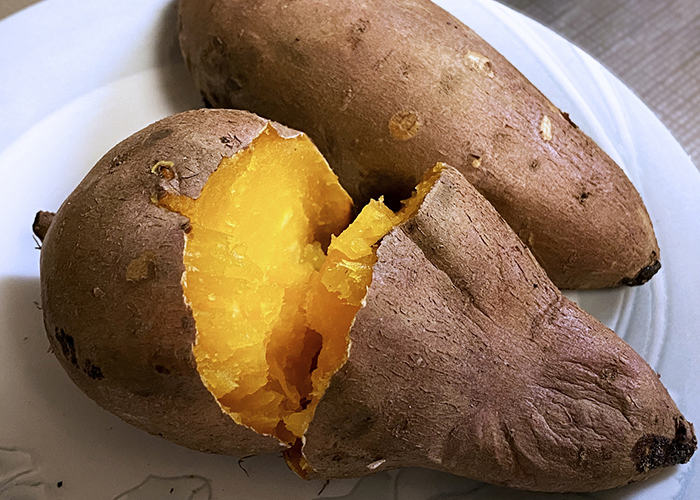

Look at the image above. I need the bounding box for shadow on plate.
[154,0,206,113]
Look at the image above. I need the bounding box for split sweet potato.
[35,109,693,492]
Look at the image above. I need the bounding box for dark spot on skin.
[181,221,192,234]
[83,358,104,380]
[55,328,78,367]
[533,283,538,288]
[57,481,63,488]
[146,128,174,144]
[154,364,171,375]
[631,417,696,473]
[530,159,539,171]
[620,259,662,286]
[578,191,590,204]
[294,37,300,42]
[220,133,242,149]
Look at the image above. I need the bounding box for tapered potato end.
[301,166,694,491]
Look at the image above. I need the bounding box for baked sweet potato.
[36,109,694,492]
[177,0,661,290]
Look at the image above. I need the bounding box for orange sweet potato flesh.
[159,125,435,448]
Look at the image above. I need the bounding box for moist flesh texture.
[159,125,439,470]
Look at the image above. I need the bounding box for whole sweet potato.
[178,0,661,289]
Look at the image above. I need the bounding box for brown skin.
[36,110,693,491]
[177,0,660,290]
[302,167,694,492]
[37,109,286,456]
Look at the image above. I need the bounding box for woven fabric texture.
[498,0,700,169]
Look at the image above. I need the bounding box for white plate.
[1,1,699,499]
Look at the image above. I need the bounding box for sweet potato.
[177,0,661,289]
[36,109,693,492]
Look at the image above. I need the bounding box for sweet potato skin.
[302,167,694,492]
[38,109,287,456]
[178,0,660,289]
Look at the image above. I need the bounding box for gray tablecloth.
[3,0,698,170]
[500,0,700,170]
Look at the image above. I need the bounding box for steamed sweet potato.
[36,109,693,493]
[177,0,660,289]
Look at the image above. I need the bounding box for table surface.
[2,0,698,170]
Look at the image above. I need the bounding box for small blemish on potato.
[367,459,386,470]
[151,160,175,180]
[349,18,370,48]
[530,159,539,171]
[340,88,353,111]
[155,364,171,375]
[465,51,494,77]
[600,366,618,382]
[540,115,553,142]
[110,152,129,171]
[389,111,420,140]
[84,358,104,380]
[92,287,105,298]
[220,134,242,148]
[578,191,591,204]
[55,327,78,367]
[126,251,157,282]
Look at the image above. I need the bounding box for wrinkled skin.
[302,167,694,492]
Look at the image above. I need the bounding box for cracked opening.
[159,124,441,474]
